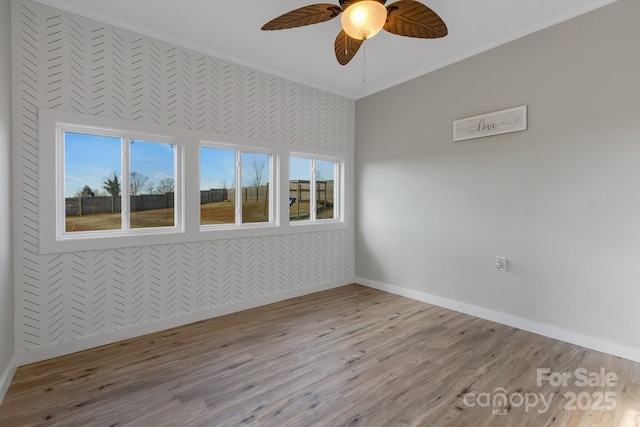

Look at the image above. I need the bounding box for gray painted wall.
[355,0,640,349]
[0,0,15,384]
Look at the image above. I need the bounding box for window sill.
[40,221,349,254]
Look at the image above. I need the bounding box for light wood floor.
[1,284,639,426]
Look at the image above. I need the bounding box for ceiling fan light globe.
[341,1,387,40]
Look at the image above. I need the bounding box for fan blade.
[334,30,363,65]
[384,0,448,39]
[262,4,342,31]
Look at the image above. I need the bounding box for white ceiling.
[34,0,619,99]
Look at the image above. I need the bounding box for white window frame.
[56,124,183,238]
[289,152,343,225]
[39,108,348,254]
[199,141,278,230]
[40,109,186,254]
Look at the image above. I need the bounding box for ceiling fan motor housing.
[341,0,388,40]
[262,0,447,65]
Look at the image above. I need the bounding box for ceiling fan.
[262,0,448,65]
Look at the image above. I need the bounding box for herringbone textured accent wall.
[12,0,354,352]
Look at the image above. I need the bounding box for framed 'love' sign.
[453,105,527,142]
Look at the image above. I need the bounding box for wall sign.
[453,105,527,142]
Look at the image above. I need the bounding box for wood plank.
[0,284,638,426]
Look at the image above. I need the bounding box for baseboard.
[13,278,353,368]
[0,356,18,406]
[356,277,640,364]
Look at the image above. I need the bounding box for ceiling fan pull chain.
[363,38,367,83]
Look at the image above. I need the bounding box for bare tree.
[157,178,175,194]
[130,171,149,196]
[144,182,156,195]
[248,156,266,188]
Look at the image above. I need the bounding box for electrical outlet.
[495,256,507,272]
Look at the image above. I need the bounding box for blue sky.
[200,147,235,190]
[64,132,175,197]
[65,132,121,197]
[65,132,335,197]
[290,156,335,181]
[198,153,336,189]
[290,156,311,181]
[200,150,274,188]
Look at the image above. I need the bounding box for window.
[315,159,337,220]
[289,156,311,221]
[40,109,346,254]
[64,131,122,232]
[241,152,271,224]
[129,139,177,229]
[200,144,274,228]
[290,154,340,223]
[60,125,182,237]
[200,147,236,225]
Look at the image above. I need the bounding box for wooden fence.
[289,180,334,220]
[65,182,322,217]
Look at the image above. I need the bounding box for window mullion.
[174,141,182,231]
[311,158,317,222]
[122,136,130,232]
[334,160,340,222]
[57,127,67,237]
[235,150,242,226]
[269,153,276,224]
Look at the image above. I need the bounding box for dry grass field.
[289,201,334,221]
[65,200,333,232]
